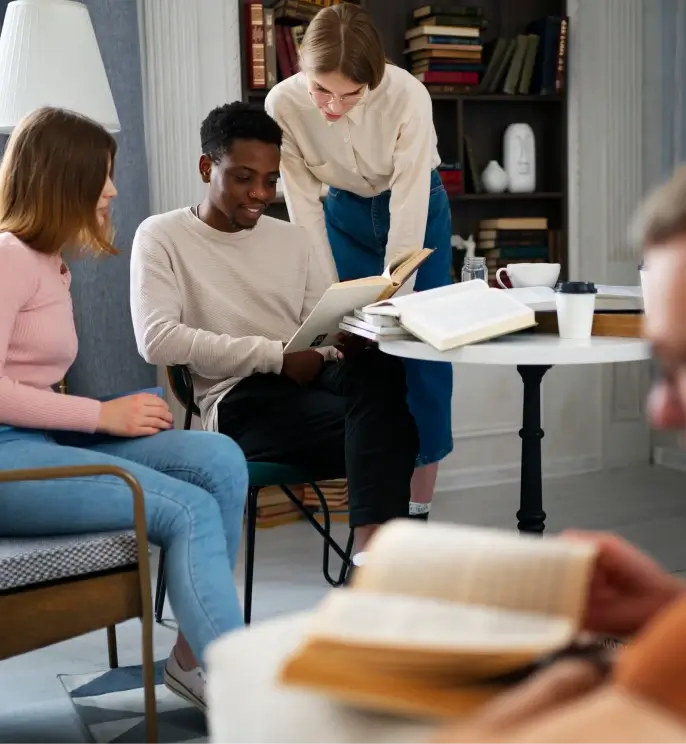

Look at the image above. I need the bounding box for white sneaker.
[164,650,206,711]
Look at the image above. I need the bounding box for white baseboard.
[435,454,602,493]
[653,446,686,472]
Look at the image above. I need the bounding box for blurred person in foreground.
[434,165,686,742]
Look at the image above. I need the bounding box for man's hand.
[281,349,324,385]
[335,331,372,359]
[564,530,684,637]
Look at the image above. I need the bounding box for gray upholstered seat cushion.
[0,531,138,591]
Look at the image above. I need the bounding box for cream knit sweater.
[130,207,334,431]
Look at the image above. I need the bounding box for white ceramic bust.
[503,123,536,193]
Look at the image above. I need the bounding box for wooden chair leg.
[106,625,119,669]
[243,486,259,625]
[154,550,166,624]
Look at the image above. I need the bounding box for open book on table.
[279,521,599,719]
[283,248,433,353]
[361,279,536,351]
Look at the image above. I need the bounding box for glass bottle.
[461,255,488,284]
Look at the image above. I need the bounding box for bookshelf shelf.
[452,192,563,201]
[431,93,563,103]
[462,94,563,103]
[240,0,569,282]
[368,0,569,281]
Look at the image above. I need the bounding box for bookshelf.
[239,0,569,280]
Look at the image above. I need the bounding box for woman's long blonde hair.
[298,4,387,90]
[0,107,118,255]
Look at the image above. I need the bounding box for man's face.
[200,138,280,231]
[643,240,686,433]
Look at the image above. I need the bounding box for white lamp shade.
[0,0,120,133]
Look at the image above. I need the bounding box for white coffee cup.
[554,281,597,339]
[496,262,561,289]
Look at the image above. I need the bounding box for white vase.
[481,160,508,193]
[503,123,536,193]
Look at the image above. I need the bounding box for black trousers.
[217,348,419,528]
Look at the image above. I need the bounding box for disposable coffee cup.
[554,281,597,339]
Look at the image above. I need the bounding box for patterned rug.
[59,660,206,743]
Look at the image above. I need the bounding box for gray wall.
[0,0,156,397]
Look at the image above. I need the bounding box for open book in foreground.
[279,521,599,719]
[284,248,433,353]
[362,279,536,351]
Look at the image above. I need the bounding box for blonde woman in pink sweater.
[0,107,247,711]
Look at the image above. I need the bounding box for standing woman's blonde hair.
[298,3,387,90]
[0,106,118,256]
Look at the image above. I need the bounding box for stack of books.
[477,15,568,95]
[304,479,350,524]
[340,309,414,343]
[255,484,303,528]
[340,281,536,353]
[475,217,550,285]
[404,4,487,94]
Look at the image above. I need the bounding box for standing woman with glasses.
[265,3,453,521]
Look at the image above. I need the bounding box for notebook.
[362,279,536,351]
[284,248,433,353]
[279,521,599,719]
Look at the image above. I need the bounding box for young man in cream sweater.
[130,102,419,554]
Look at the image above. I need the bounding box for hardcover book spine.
[275,25,292,79]
[246,1,266,89]
[283,23,299,76]
[555,17,568,93]
[264,8,278,88]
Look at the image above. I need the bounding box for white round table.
[379,335,651,533]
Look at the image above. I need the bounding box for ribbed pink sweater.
[0,233,101,432]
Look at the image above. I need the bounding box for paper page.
[505,285,643,312]
[504,286,556,310]
[309,590,573,656]
[284,279,390,353]
[364,279,490,315]
[401,286,534,349]
[353,522,598,625]
[596,284,642,298]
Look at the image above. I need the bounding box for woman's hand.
[564,530,684,637]
[96,393,173,437]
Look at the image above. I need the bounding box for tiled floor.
[1,463,685,741]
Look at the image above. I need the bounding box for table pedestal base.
[516,364,551,534]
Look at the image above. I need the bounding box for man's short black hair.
[200,101,283,162]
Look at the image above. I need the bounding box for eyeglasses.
[309,88,365,107]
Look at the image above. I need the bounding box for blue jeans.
[0,427,248,663]
[324,169,454,466]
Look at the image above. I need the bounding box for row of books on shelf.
[246,0,360,89]
[473,217,564,286]
[406,5,567,98]
[255,479,349,527]
[404,4,486,91]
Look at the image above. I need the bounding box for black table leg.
[516,365,552,534]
